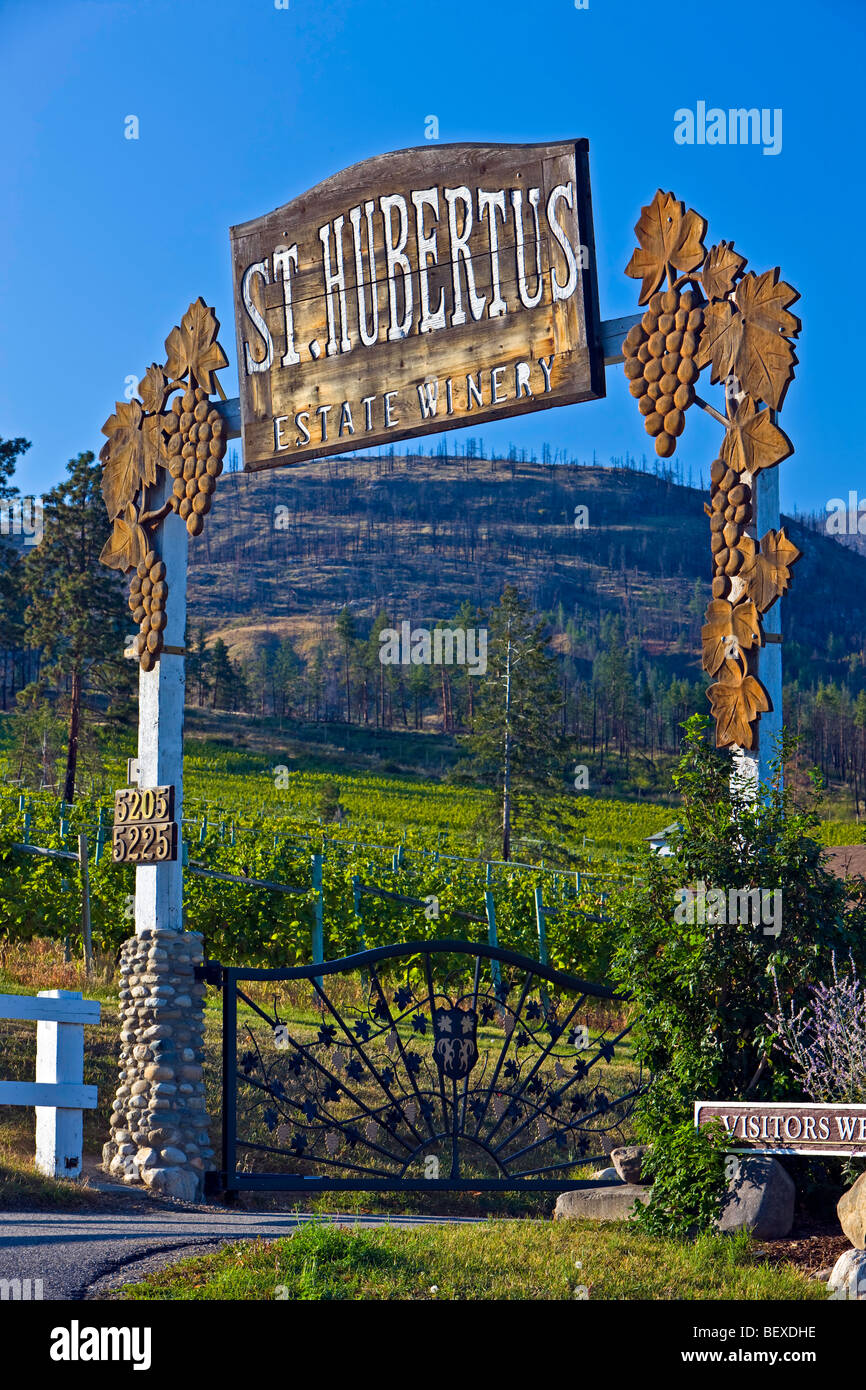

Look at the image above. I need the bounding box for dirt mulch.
[753,1219,851,1278]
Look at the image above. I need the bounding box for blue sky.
[1,0,862,512]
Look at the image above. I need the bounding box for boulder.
[134,1147,160,1171]
[555,1184,650,1222]
[594,1166,620,1183]
[140,1165,200,1203]
[827,1249,866,1300]
[838,1173,866,1248]
[611,1144,652,1185]
[159,1145,187,1166]
[108,1153,139,1181]
[717,1156,794,1239]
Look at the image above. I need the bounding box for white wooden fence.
[0,989,101,1178]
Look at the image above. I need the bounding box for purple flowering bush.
[767,955,866,1103]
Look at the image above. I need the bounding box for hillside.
[188,453,866,695]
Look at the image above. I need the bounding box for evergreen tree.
[186,625,212,708]
[335,606,356,722]
[209,638,237,710]
[461,586,564,859]
[0,437,30,711]
[274,638,304,720]
[22,451,129,801]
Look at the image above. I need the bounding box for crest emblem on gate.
[433,1006,478,1079]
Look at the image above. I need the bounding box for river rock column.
[102,927,213,1200]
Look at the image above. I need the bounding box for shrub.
[610,714,866,1236]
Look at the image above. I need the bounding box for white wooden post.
[756,464,782,795]
[35,990,87,1179]
[732,462,782,805]
[135,476,187,935]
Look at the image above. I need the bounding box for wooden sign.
[113,785,178,865]
[113,820,178,865]
[695,1100,866,1158]
[230,141,604,470]
[114,785,175,825]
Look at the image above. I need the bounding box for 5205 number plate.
[114,785,175,824]
[112,821,178,864]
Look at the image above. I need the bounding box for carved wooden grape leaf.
[721,396,793,477]
[700,241,747,301]
[142,413,169,475]
[139,363,167,415]
[737,529,801,610]
[100,400,157,520]
[98,502,148,573]
[707,660,769,749]
[701,598,761,676]
[695,269,800,410]
[625,190,707,305]
[164,298,228,393]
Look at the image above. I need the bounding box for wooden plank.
[213,311,641,446]
[600,313,642,364]
[695,1099,866,1157]
[115,785,175,825]
[0,993,100,1025]
[112,820,178,865]
[0,1081,98,1108]
[230,141,605,471]
[35,990,87,1177]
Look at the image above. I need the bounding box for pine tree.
[461,586,564,859]
[22,451,129,801]
[274,638,304,721]
[184,624,212,708]
[0,437,30,711]
[335,606,356,722]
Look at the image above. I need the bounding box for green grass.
[113,1219,827,1301]
[0,1144,107,1209]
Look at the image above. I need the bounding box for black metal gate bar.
[207,940,644,1196]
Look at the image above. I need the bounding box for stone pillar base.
[102,928,213,1202]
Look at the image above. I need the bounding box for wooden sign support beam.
[754,463,782,795]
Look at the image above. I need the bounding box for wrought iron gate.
[206,940,645,1194]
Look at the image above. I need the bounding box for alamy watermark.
[378,622,487,676]
[825,493,866,536]
[674,103,782,156]
[0,1277,43,1300]
[0,496,43,546]
[674,881,782,936]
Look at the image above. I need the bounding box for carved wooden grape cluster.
[98,299,229,667]
[622,288,703,458]
[709,459,752,596]
[165,387,225,536]
[623,192,802,750]
[128,551,168,672]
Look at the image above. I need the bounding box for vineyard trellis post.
[311,852,324,978]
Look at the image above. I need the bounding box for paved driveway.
[0,1207,479,1300]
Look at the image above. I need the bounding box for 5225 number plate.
[112,821,178,864]
[114,785,175,824]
